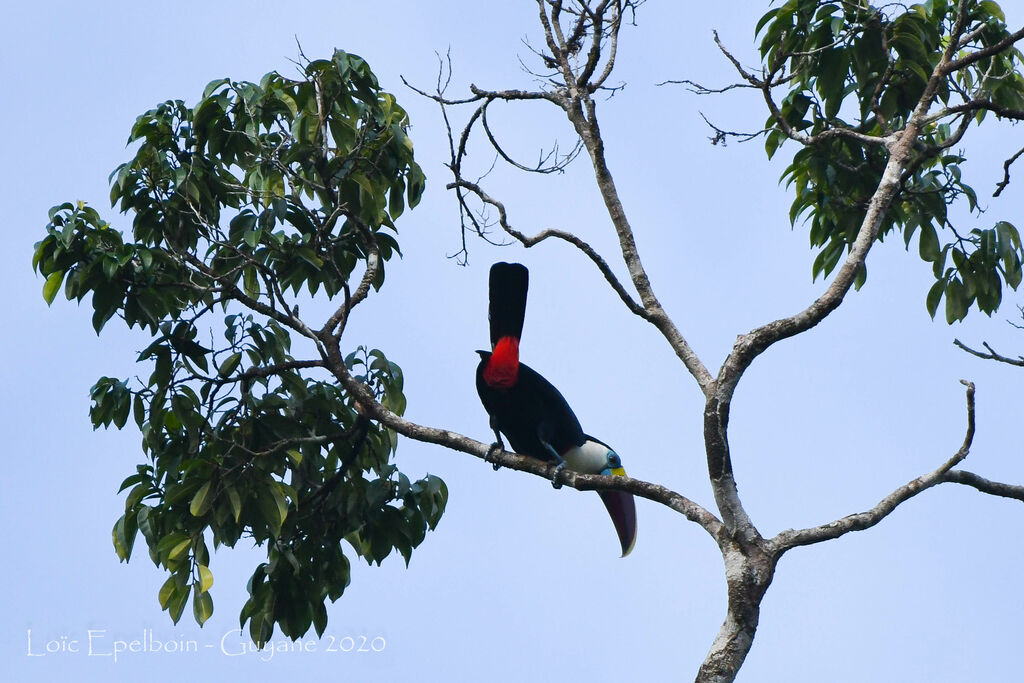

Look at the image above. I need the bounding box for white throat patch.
[562,439,612,474]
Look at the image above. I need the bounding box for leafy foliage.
[758,0,1024,321]
[33,51,444,645]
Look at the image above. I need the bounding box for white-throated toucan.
[476,262,637,556]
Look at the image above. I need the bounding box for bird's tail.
[488,262,529,347]
[482,262,528,389]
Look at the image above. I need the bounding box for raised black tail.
[488,262,529,347]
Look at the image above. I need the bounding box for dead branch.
[994,146,1024,197]
[447,178,646,316]
[954,338,1024,367]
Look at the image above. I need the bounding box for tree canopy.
[755,0,1024,321]
[34,50,442,644]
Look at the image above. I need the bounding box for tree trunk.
[696,546,776,683]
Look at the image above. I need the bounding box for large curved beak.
[598,467,637,557]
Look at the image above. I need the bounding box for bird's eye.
[608,452,621,468]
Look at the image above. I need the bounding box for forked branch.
[954,338,1024,367]
[409,0,714,392]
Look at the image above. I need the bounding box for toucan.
[475,262,638,556]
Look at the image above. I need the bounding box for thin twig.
[994,146,1024,197]
[954,338,1024,367]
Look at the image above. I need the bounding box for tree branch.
[715,15,968,401]
[413,8,713,392]
[319,332,725,541]
[941,24,1024,75]
[940,469,1024,502]
[954,338,1024,367]
[212,358,326,386]
[560,75,714,391]
[994,146,1024,197]
[447,178,646,316]
[710,31,889,148]
[769,381,977,553]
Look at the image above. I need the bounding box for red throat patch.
[483,336,520,388]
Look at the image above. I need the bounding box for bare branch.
[400,75,483,106]
[480,101,583,173]
[319,235,379,338]
[940,470,1024,502]
[657,78,757,94]
[994,146,1024,197]
[769,381,977,553]
[712,30,765,88]
[712,31,888,149]
[698,112,765,145]
[467,84,565,104]
[575,0,611,88]
[954,338,1024,367]
[558,84,714,390]
[447,178,646,316]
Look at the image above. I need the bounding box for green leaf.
[754,8,778,37]
[118,473,146,493]
[270,484,289,528]
[218,352,242,377]
[918,222,940,262]
[202,77,230,98]
[226,486,243,523]
[926,278,945,318]
[249,613,273,648]
[168,584,191,624]
[157,531,189,555]
[979,0,1005,22]
[765,129,784,159]
[312,601,328,638]
[193,590,214,626]
[945,279,968,324]
[1005,255,1022,289]
[257,486,286,537]
[125,482,148,509]
[137,506,155,541]
[197,564,214,593]
[295,247,324,268]
[158,575,178,609]
[243,266,260,299]
[169,537,192,560]
[42,271,64,305]
[112,514,136,561]
[190,481,213,517]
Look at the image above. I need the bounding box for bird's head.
[570,439,637,558]
[601,449,626,478]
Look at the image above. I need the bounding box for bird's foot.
[550,461,567,489]
[485,442,503,471]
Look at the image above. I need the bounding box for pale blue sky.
[4,2,1023,681]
